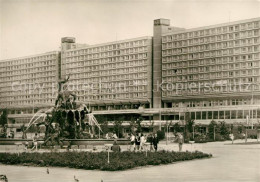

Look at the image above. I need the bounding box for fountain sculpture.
[24,76,102,146]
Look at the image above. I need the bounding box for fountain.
[0,76,129,146]
[24,76,103,146]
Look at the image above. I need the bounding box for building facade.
[1,17,260,129]
[61,36,153,110]
[160,17,260,124]
[0,51,60,124]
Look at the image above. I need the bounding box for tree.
[0,109,8,127]
[136,117,143,133]
[219,121,229,140]
[114,120,123,138]
[173,122,182,133]
[208,120,218,140]
[185,113,195,133]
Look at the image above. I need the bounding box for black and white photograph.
[0,0,260,181]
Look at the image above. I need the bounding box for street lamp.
[192,124,195,140]
[213,125,216,141]
[105,144,112,164]
[245,115,249,143]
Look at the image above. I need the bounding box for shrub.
[157,130,165,140]
[0,150,212,171]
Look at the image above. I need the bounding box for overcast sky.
[0,0,260,60]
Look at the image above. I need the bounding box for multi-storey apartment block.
[161,18,260,123]
[1,17,260,131]
[61,37,153,110]
[0,51,60,124]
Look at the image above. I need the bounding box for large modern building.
[0,51,60,125]
[1,17,260,131]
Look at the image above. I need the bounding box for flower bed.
[0,151,212,171]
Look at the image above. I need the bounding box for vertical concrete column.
[60,37,76,80]
[153,19,171,109]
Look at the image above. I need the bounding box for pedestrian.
[105,133,109,139]
[229,133,234,144]
[135,133,141,151]
[31,133,38,151]
[149,134,154,151]
[10,130,15,138]
[112,132,118,140]
[111,140,121,152]
[152,133,159,151]
[130,133,135,151]
[140,133,146,151]
[176,133,184,152]
[24,140,29,152]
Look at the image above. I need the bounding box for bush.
[194,133,212,143]
[0,151,212,171]
[157,130,165,140]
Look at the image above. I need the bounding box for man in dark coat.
[111,140,121,152]
[152,133,159,151]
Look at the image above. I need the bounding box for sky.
[0,0,260,60]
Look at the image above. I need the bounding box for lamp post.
[245,115,248,143]
[213,125,216,141]
[166,123,169,145]
[105,144,112,164]
[192,124,195,140]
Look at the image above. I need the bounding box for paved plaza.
[0,140,260,182]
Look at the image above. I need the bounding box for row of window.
[162,20,260,41]
[163,59,259,69]
[0,71,56,79]
[163,47,260,58]
[65,39,150,56]
[0,77,56,84]
[163,29,260,45]
[67,66,147,76]
[79,92,148,100]
[66,47,149,58]
[0,99,54,106]
[170,98,257,108]
[162,39,260,53]
[66,59,148,70]
[163,37,260,50]
[0,54,57,67]
[161,78,258,89]
[67,79,148,87]
[163,63,259,75]
[0,63,57,73]
[163,71,259,81]
[162,53,260,62]
[65,53,149,65]
[162,85,260,97]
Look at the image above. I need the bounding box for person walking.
[31,133,38,151]
[135,133,141,151]
[24,140,29,152]
[130,133,136,151]
[152,133,159,151]
[105,133,109,139]
[176,133,184,152]
[140,133,146,151]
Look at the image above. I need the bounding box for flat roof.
[162,17,260,36]
[65,36,153,52]
[0,51,60,63]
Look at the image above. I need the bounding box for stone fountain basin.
[0,138,130,146]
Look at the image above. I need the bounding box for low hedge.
[0,151,212,171]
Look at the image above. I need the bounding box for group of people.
[130,133,159,151]
[24,132,38,151]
